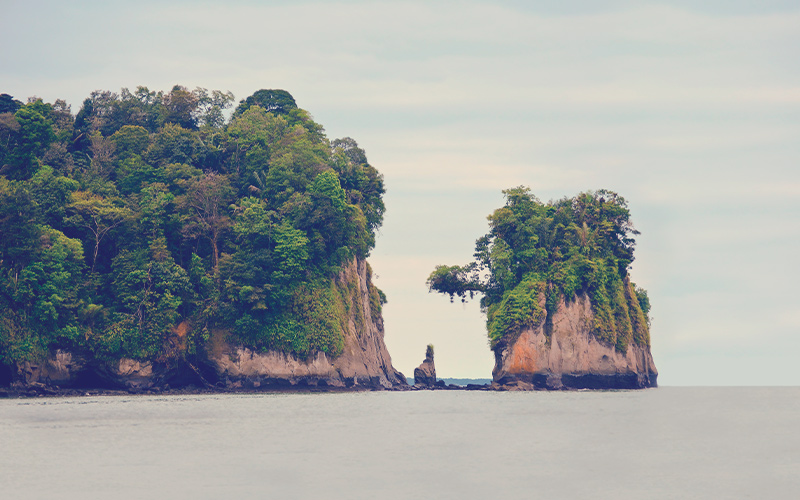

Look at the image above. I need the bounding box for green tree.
[0,227,85,362]
[163,85,200,129]
[146,122,203,166]
[428,187,649,351]
[2,101,55,180]
[1,85,387,366]
[177,172,233,272]
[29,165,80,227]
[194,88,235,128]
[100,244,189,360]
[0,94,23,114]
[110,125,150,159]
[235,89,297,116]
[225,106,286,178]
[331,137,386,233]
[0,178,41,268]
[67,191,131,272]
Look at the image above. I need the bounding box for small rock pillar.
[414,344,436,387]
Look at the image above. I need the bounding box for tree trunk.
[211,236,219,272]
[92,234,100,273]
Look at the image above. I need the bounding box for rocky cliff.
[3,258,406,393]
[205,258,406,390]
[493,293,657,390]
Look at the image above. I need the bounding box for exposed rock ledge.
[492,294,657,390]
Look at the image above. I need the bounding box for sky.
[2,0,798,385]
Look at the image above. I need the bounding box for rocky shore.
[1,269,658,397]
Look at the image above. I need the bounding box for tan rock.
[16,349,86,386]
[493,294,657,389]
[413,344,436,386]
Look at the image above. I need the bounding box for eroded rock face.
[413,346,436,387]
[15,350,88,387]
[96,358,157,390]
[207,258,407,390]
[9,352,203,391]
[493,294,657,389]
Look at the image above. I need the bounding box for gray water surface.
[1,387,798,499]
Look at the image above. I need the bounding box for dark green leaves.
[0,85,386,364]
[428,187,650,351]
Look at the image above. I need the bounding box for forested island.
[0,87,406,393]
[0,85,656,394]
[427,187,657,389]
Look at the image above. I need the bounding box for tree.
[67,191,131,272]
[0,178,40,269]
[2,101,55,180]
[0,226,86,362]
[177,172,233,272]
[427,187,648,351]
[110,125,150,158]
[0,112,20,172]
[87,131,116,179]
[225,106,286,178]
[102,245,189,360]
[235,89,297,116]
[81,90,120,136]
[1,85,388,365]
[146,122,202,166]
[137,183,174,241]
[331,137,386,233]
[194,88,235,128]
[163,85,200,129]
[0,94,23,114]
[28,165,80,227]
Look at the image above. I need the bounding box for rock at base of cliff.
[413,344,436,387]
[495,371,657,390]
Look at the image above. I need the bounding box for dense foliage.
[427,187,650,352]
[0,87,386,364]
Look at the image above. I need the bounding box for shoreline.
[0,379,661,399]
[0,382,491,399]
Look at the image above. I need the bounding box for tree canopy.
[0,87,386,365]
[427,187,651,352]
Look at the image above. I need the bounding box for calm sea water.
[1,387,798,499]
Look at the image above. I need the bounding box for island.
[427,187,657,389]
[0,87,406,394]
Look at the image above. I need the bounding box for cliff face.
[493,293,657,389]
[5,258,406,392]
[207,258,406,389]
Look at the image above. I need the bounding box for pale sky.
[2,0,798,385]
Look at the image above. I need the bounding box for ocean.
[1,387,797,499]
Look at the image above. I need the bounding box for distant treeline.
[0,87,385,365]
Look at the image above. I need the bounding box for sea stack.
[492,289,657,390]
[427,187,658,390]
[413,344,436,387]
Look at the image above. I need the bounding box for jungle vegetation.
[0,87,385,365]
[427,187,651,352]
